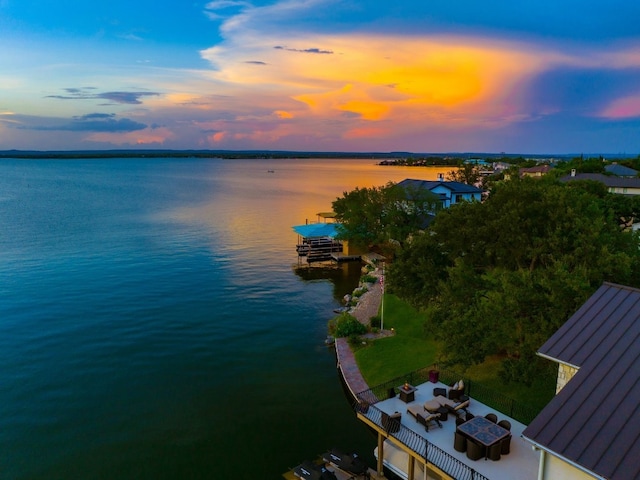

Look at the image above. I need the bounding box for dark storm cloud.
[46,88,159,104]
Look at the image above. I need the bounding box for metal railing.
[356,364,540,425]
[358,402,490,480]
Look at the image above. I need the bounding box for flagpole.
[380,265,385,331]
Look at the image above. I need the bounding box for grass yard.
[353,293,555,414]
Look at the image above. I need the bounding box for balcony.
[354,366,541,480]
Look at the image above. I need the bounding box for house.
[559,171,640,195]
[522,282,640,480]
[519,165,552,178]
[604,163,638,177]
[397,177,483,209]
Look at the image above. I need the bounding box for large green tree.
[331,181,440,250]
[389,176,640,384]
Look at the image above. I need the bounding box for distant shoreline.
[0,149,581,161]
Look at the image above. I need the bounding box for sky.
[2,0,640,154]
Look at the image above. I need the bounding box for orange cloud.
[201,33,555,135]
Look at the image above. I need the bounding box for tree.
[446,163,481,185]
[388,176,640,383]
[332,181,440,250]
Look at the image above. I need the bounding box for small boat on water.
[293,460,337,480]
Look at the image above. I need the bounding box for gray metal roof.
[397,178,483,194]
[605,164,638,177]
[522,282,640,480]
[559,172,640,189]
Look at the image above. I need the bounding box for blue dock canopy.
[292,223,341,239]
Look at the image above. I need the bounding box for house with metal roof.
[397,177,483,209]
[604,163,638,178]
[559,171,640,195]
[522,282,640,480]
[519,165,553,178]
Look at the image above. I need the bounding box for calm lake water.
[0,157,449,479]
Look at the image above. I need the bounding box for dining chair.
[485,413,498,423]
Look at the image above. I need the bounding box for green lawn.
[354,293,555,414]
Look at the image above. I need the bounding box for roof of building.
[519,165,552,175]
[604,164,638,177]
[559,172,640,189]
[522,282,640,480]
[397,178,483,194]
[292,222,340,238]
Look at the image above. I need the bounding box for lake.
[0,157,450,479]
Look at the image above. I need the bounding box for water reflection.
[293,261,364,302]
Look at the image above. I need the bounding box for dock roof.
[292,223,340,238]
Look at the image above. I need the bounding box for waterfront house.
[522,282,640,480]
[519,165,552,178]
[396,177,483,209]
[559,171,640,195]
[350,282,640,479]
[354,368,540,480]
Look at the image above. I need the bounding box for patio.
[357,378,540,480]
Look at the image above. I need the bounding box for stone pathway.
[336,268,392,399]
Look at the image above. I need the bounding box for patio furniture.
[406,404,442,432]
[501,434,512,455]
[398,384,416,403]
[497,419,511,431]
[466,439,485,461]
[433,387,446,397]
[454,431,467,452]
[436,406,449,422]
[448,379,465,400]
[457,416,510,460]
[485,413,498,423]
[436,395,470,415]
[488,442,502,461]
[382,411,401,433]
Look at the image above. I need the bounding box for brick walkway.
[336,269,390,399]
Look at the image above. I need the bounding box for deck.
[360,379,540,480]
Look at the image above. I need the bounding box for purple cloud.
[46,88,159,105]
[25,113,147,132]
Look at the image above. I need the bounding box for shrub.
[352,286,368,298]
[328,313,368,338]
[348,334,363,346]
[360,274,377,284]
[370,315,381,329]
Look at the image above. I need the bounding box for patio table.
[457,416,509,448]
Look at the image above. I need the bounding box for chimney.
[571,169,576,177]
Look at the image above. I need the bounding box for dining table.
[457,416,509,449]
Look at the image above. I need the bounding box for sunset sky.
[2,0,640,154]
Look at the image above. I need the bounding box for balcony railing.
[355,364,540,425]
[358,402,490,480]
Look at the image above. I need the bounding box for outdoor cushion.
[423,399,442,411]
